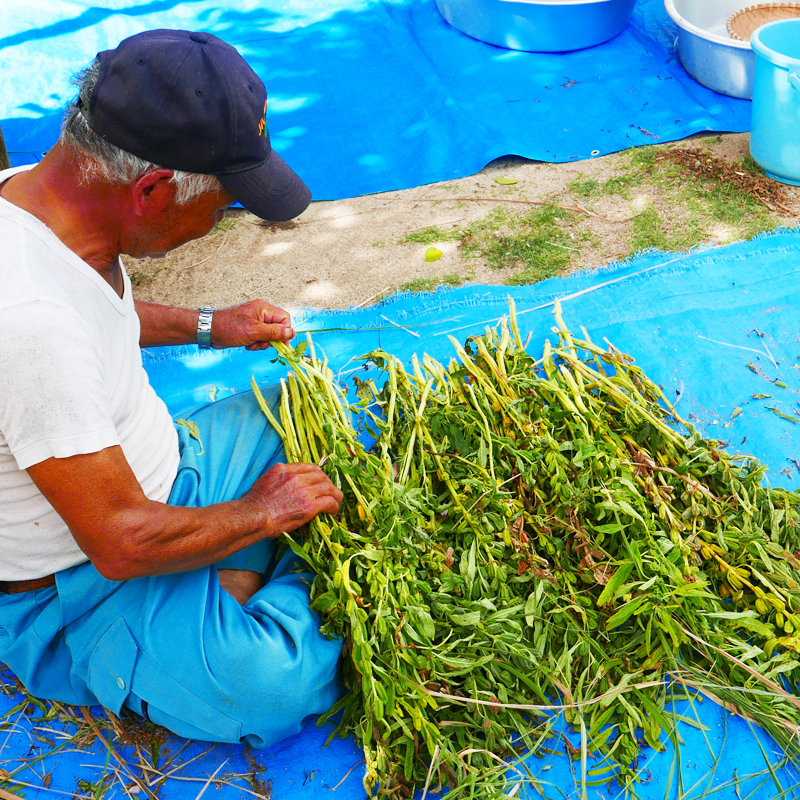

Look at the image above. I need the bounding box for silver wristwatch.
[197,307,215,349]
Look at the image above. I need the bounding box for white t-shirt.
[0,165,180,580]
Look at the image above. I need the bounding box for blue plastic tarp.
[1,0,751,200]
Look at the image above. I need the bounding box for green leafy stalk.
[256,310,800,798]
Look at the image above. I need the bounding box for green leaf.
[596,562,633,607]
[410,606,436,639]
[670,579,712,597]
[615,500,646,524]
[485,603,526,623]
[311,591,340,613]
[705,609,762,621]
[588,705,615,738]
[706,611,775,638]
[449,610,482,627]
[766,406,799,424]
[478,437,488,470]
[594,523,623,534]
[437,652,494,675]
[525,583,545,626]
[605,595,647,629]
[459,536,477,588]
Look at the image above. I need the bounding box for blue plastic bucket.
[750,19,800,186]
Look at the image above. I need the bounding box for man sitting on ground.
[0,29,344,749]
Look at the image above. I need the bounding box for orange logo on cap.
[258,100,267,136]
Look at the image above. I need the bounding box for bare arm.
[135,299,295,350]
[27,446,342,581]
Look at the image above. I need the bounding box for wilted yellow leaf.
[176,419,204,454]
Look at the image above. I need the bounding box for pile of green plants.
[254,300,800,798]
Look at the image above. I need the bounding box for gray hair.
[60,59,224,205]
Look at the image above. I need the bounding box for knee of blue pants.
[240,572,344,748]
[123,563,344,749]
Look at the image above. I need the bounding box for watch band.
[197,307,215,349]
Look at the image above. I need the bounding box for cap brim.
[218,150,311,222]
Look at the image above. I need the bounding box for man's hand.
[242,463,343,534]
[134,298,294,349]
[211,300,294,351]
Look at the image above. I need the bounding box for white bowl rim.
[663,0,752,50]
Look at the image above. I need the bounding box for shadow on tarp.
[1,0,751,199]
[0,0,209,50]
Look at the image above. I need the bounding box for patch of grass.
[622,193,775,261]
[400,226,462,245]
[394,142,787,289]
[628,145,659,171]
[460,205,578,284]
[601,171,645,198]
[399,205,588,286]
[567,176,600,197]
[129,266,166,286]
[570,145,780,261]
[694,184,777,240]
[626,207,706,254]
[400,273,468,293]
[400,279,435,292]
[372,240,386,248]
[567,149,658,200]
[627,207,666,252]
[739,154,763,174]
[655,147,780,244]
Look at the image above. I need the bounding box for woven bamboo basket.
[727,3,800,41]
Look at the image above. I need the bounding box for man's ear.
[131,169,176,216]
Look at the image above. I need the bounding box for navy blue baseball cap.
[80,29,311,221]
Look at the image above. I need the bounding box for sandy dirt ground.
[131,132,800,316]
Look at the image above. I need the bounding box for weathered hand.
[211,299,294,350]
[244,462,343,536]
